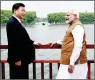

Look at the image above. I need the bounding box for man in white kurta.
[51,10,88,79]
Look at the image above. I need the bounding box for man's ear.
[74,14,77,19]
[14,9,17,13]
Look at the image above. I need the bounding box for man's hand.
[15,61,21,66]
[34,42,40,46]
[50,42,57,47]
[68,65,74,73]
[50,41,62,48]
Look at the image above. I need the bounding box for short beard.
[65,20,71,24]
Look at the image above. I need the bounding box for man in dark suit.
[6,3,36,79]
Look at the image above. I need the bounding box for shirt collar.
[12,15,22,23]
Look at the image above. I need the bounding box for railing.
[0,44,94,79]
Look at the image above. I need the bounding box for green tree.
[47,12,94,24]
[1,10,37,25]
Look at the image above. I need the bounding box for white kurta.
[56,25,88,79]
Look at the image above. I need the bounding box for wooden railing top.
[0,60,94,63]
[0,44,94,49]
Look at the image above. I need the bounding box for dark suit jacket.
[6,16,35,65]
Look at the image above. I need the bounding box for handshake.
[33,41,62,48]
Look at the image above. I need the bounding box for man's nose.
[23,11,26,15]
[24,12,26,15]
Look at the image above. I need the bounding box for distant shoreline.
[1,23,94,27]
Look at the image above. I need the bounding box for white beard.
[65,20,70,24]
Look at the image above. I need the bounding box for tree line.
[1,10,94,25]
[47,12,94,24]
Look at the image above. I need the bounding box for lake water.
[1,23,94,79]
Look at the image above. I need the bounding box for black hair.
[12,3,25,13]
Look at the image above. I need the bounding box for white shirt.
[12,15,22,23]
[57,25,84,65]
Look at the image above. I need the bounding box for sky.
[1,1,94,18]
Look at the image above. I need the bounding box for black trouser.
[9,63,29,79]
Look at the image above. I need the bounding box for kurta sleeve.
[70,25,84,65]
